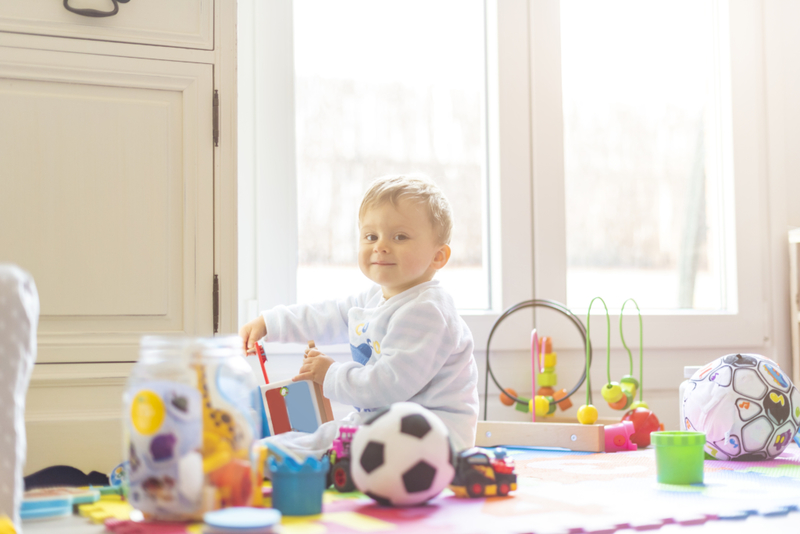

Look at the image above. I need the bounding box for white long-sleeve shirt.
[262,280,479,451]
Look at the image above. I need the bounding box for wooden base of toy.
[476,421,607,452]
[544,415,619,425]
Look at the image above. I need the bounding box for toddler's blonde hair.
[359,174,453,245]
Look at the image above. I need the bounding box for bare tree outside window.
[561,0,730,311]
[293,0,488,308]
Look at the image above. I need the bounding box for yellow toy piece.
[534,395,550,417]
[577,404,598,425]
[601,382,623,403]
[542,352,557,368]
[78,499,134,523]
[538,372,557,387]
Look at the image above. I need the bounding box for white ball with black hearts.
[682,353,799,460]
[350,402,455,506]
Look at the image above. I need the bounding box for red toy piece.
[256,342,269,384]
[621,407,664,448]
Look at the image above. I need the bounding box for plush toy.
[350,403,455,506]
[682,353,799,460]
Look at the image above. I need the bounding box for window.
[292,0,489,310]
[238,1,535,350]
[239,0,765,352]
[532,0,766,348]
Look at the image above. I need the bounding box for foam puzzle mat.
[100,443,800,534]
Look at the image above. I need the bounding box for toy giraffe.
[195,364,236,473]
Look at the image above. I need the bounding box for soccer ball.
[350,402,455,506]
[682,353,800,460]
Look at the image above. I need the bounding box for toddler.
[239,174,479,455]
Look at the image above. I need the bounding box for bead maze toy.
[478,299,606,451]
[477,298,657,452]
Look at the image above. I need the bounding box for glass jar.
[123,335,260,521]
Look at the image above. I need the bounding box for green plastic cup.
[651,431,706,485]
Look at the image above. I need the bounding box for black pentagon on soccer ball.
[764,389,791,425]
[724,353,758,367]
[737,451,767,461]
[402,460,436,493]
[365,491,393,507]
[362,407,391,426]
[360,441,385,474]
[400,413,432,439]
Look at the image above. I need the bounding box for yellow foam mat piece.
[321,512,396,532]
[77,499,134,523]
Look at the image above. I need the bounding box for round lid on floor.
[203,507,282,530]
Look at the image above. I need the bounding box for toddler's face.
[358,200,449,299]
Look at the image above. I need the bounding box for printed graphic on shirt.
[350,322,381,365]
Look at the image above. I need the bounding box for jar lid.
[651,431,706,447]
[204,507,281,529]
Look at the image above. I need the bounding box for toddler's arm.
[247,287,376,349]
[323,300,464,408]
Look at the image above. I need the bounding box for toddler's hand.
[293,349,334,386]
[239,316,267,355]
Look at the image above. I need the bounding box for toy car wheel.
[466,474,484,498]
[332,459,355,492]
[498,482,510,496]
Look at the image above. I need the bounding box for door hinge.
[213,90,220,147]
[213,274,220,334]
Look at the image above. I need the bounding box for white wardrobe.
[0,0,238,475]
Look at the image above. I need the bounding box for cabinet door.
[0,0,213,50]
[0,47,214,364]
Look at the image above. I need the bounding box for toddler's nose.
[373,237,390,253]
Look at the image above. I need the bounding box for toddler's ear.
[432,244,451,270]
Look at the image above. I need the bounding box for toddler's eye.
[365,234,377,242]
[394,234,408,241]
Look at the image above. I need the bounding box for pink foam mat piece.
[104,518,196,534]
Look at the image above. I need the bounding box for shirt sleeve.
[322,298,456,408]
[261,288,373,345]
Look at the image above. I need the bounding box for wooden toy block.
[475,421,605,452]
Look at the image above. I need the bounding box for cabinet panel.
[0,47,214,363]
[24,363,132,475]
[0,0,213,50]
